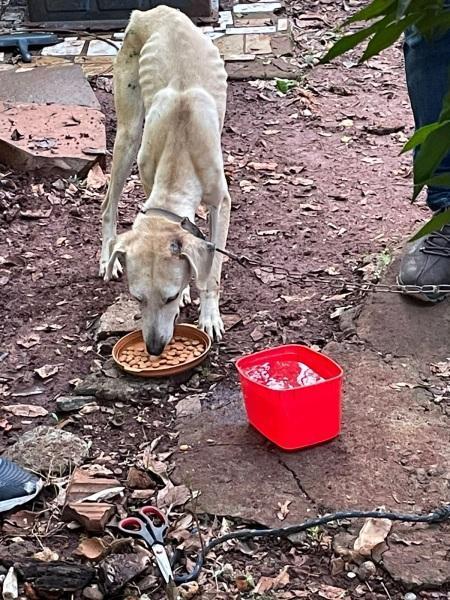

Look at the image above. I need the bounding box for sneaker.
[0,457,43,513]
[398,223,450,302]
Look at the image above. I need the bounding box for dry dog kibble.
[119,336,206,371]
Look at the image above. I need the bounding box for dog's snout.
[146,339,166,357]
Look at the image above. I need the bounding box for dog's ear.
[178,234,215,286]
[105,231,135,281]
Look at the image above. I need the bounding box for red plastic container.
[236,345,343,451]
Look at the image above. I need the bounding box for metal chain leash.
[216,248,450,296]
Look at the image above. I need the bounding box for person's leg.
[398,24,450,300]
[404,25,450,210]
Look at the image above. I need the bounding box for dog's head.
[106,218,214,356]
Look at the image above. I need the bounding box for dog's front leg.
[198,191,231,340]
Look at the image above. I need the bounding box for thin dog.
[99,6,230,356]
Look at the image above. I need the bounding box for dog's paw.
[99,257,123,281]
[199,307,224,341]
[180,285,192,308]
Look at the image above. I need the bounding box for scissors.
[118,506,174,585]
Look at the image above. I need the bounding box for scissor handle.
[118,516,146,535]
[139,506,168,541]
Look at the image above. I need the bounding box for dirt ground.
[0,0,448,598]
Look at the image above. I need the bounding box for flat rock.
[95,294,140,341]
[4,426,90,476]
[279,342,449,512]
[173,390,314,528]
[381,523,450,587]
[174,345,449,528]
[357,258,450,361]
[0,101,105,176]
[0,65,100,109]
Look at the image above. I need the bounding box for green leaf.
[275,79,297,94]
[402,120,450,153]
[345,0,395,24]
[409,209,450,241]
[414,121,450,184]
[360,14,417,61]
[423,172,450,187]
[321,19,383,63]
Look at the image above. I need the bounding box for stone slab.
[279,342,449,512]
[174,345,449,529]
[0,101,105,175]
[381,523,450,588]
[173,389,314,527]
[95,294,141,341]
[357,258,450,361]
[0,65,100,109]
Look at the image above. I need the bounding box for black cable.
[173,504,450,584]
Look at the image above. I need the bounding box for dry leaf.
[354,518,392,557]
[157,484,191,508]
[179,581,199,599]
[5,404,48,418]
[254,566,289,594]
[86,164,107,190]
[248,161,278,172]
[277,499,291,521]
[74,537,105,560]
[16,334,40,349]
[317,584,348,599]
[0,418,12,431]
[141,450,171,485]
[34,365,59,379]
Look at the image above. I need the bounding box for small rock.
[357,561,376,581]
[99,554,149,596]
[176,395,202,418]
[56,396,97,412]
[95,294,140,340]
[404,594,417,600]
[4,426,89,475]
[126,467,154,490]
[82,585,104,600]
[347,571,357,580]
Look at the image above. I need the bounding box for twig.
[380,580,392,600]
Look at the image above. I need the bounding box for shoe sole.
[396,276,449,303]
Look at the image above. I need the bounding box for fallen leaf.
[179,581,199,599]
[254,566,289,594]
[277,499,291,521]
[292,176,315,186]
[86,164,107,190]
[257,229,280,236]
[4,404,48,418]
[354,518,392,557]
[141,450,171,485]
[34,365,59,379]
[222,313,242,331]
[250,326,265,342]
[0,418,12,431]
[16,334,40,349]
[20,209,52,219]
[317,584,348,599]
[157,484,192,508]
[74,537,105,560]
[248,161,278,172]
[330,306,352,320]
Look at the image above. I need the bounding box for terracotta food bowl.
[112,324,211,378]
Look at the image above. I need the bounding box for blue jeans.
[404,25,450,211]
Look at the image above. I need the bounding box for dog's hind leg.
[99,35,144,279]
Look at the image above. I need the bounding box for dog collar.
[140,207,206,241]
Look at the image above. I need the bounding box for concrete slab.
[357,258,450,361]
[174,344,449,528]
[173,390,314,527]
[0,65,100,109]
[0,101,105,175]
